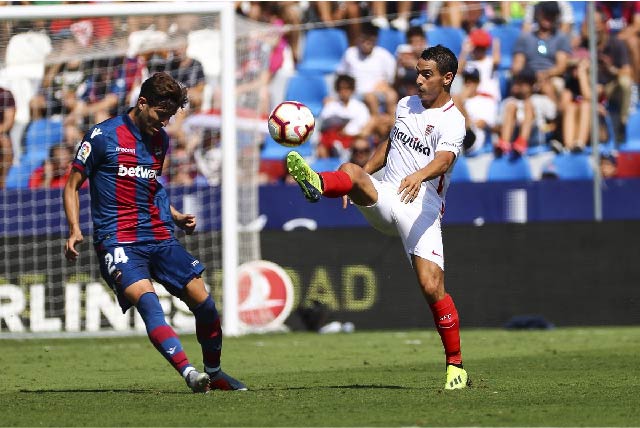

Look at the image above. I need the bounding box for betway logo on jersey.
[390,125,430,155]
[117,164,158,179]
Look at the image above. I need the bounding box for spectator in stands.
[426,1,464,28]
[560,55,591,153]
[454,66,498,155]
[424,1,484,30]
[495,69,557,155]
[164,145,206,187]
[28,144,72,189]
[317,74,372,159]
[309,2,363,46]
[336,22,397,119]
[194,128,222,187]
[522,1,576,35]
[457,28,501,102]
[0,85,15,189]
[235,4,295,117]
[163,46,206,112]
[600,152,619,179]
[394,26,427,99]
[30,59,86,120]
[371,1,413,32]
[65,56,127,127]
[512,1,572,104]
[63,123,83,152]
[596,1,640,83]
[580,9,633,143]
[348,137,373,168]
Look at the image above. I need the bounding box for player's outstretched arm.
[170,205,196,235]
[63,168,87,261]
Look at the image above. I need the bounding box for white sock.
[182,366,195,379]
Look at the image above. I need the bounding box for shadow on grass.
[259,384,413,391]
[20,389,183,394]
[20,384,416,394]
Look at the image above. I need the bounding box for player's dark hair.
[139,72,189,112]
[420,45,458,91]
[334,74,356,91]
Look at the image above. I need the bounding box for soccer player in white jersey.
[287,45,469,390]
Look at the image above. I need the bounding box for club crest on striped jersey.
[425,125,435,137]
[77,141,92,162]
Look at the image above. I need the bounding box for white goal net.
[0,2,270,337]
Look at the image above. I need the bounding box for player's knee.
[416,268,444,301]
[339,162,365,186]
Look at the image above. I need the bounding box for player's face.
[139,100,174,135]
[415,58,452,107]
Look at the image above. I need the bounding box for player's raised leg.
[286,151,377,205]
[184,277,247,391]
[127,281,209,392]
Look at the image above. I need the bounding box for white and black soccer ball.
[267,101,315,147]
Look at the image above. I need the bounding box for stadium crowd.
[1,1,640,189]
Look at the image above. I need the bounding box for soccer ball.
[267,101,315,147]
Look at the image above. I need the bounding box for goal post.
[0,1,265,337]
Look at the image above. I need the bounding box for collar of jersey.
[124,107,143,141]
[439,99,454,111]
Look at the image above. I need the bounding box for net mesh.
[0,7,270,336]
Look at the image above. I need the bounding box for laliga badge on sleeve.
[77,141,92,162]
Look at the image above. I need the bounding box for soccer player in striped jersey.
[287,45,470,390]
[63,72,246,393]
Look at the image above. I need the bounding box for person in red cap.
[458,28,502,102]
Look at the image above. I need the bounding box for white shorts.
[355,176,445,270]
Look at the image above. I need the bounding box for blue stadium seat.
[551,153,594,180]
[284,73,328,118]
[377,28,406,55]
[426,26,465,55]
[23,118,64,166]
[619,110,640,152]
[486,155,532,181]
[488,25,521,70]
[310,157,342,172]
[497,69,511,98]
[570,1,587,30]
[261,134,313,160]
[450,155,471,182]
[4,163,35,189]
[297,28,348,75]
[4,118,64,189]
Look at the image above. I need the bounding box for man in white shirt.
[337,22,398,119]
[454,66,498,155]
[287,45,470,390]
[317,74,371,158]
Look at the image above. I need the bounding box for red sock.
[429,293,462,366]
[318,171,353,198]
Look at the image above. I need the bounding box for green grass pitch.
[1,327,639,426]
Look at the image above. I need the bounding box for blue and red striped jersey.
[72,111,175,245]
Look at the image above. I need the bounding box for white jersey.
[383,95,466,206]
